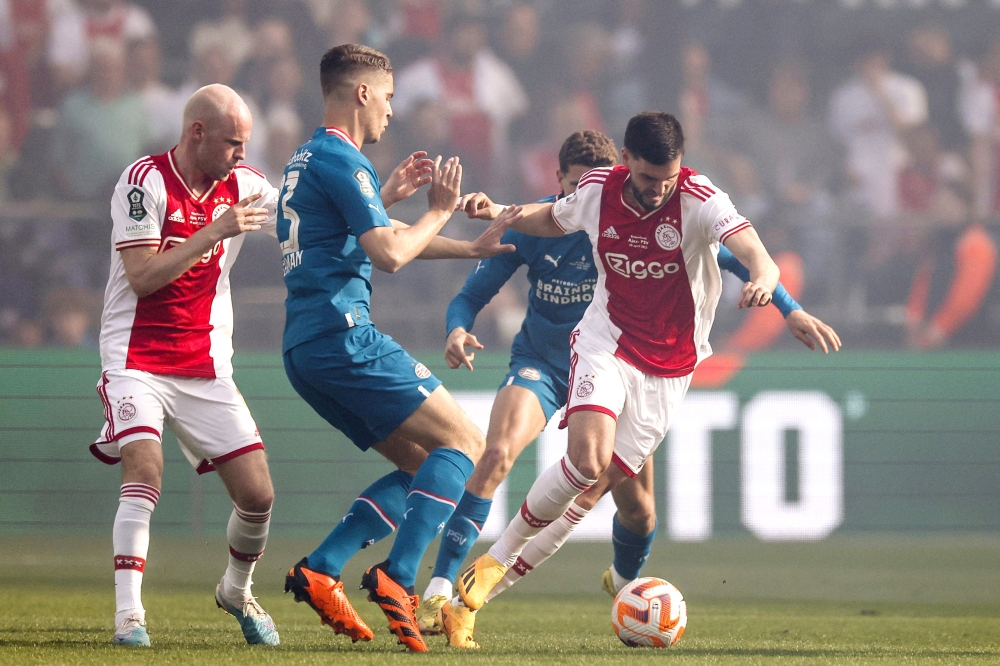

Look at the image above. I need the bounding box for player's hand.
[467,205,521,258]
[210,193,267,239]
[738,281,772,309]
[786,309,841,353]
[459,192,504,220]
[381,151,434,209]
[427,156,463,214]
[445,327,483,371]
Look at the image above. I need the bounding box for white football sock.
[485,503,590,603]
[113,483,159,626]
[609,564,631,593]
[424,576,453,600]
[223,503,270,600]
[488,456,595,567]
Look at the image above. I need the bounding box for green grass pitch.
[2,535,999,664]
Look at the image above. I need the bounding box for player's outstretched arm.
[380,151,434,209]
[786,310,842,353]
[397,206,521,260]
[444,327,483,371]
[460,192,563,237]
[120,194,267,297]
[360,156,462,272]
[722,227,780,308]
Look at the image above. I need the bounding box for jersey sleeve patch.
[354,168,377,198]
[127,188,147,221]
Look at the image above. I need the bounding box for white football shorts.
[91,368,264,473]
[561,330,692,477]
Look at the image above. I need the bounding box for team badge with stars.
[212,196,233,221]
[117,397,137,421]
[655,221,680,251]
[127,188,146,221]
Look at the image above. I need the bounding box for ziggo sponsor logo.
[604,252,679,279]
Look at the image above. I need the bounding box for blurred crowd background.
[3,0,1000,353]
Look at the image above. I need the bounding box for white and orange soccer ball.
[611,577,687,648]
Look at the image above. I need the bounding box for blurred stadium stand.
[2,0,1000,351]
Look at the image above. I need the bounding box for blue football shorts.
[283,325,442,450]
[499,351,569,423]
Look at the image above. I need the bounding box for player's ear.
[356,81,370,106]
[190,120,205,143]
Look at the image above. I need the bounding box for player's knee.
[121,445,163,486]
[567,451,607,482]
[619,502,657,535]
[481,444,515,480]
[236,488,274,514]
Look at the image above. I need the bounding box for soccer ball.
[611,577,687,648]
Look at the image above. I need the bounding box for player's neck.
[321,106,364,149]
[622,180,656,214]
[172,144,217,197]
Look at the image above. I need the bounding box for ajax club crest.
[655,222,680,251]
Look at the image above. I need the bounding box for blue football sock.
[307,469,413,579]
[386,448,474,590]
[612,513,656,580]
[431,490,492,583]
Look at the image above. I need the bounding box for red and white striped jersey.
[100,150,278,378]
[552,165,752,377]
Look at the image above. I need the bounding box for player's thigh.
[391,385,485,462]
[466,384,549,497]
[613,373,692,478]
[565,409,618,480]
[120,439,164,487]
[215,449,274,512]
[371,436,429,475]
[611,458,657,532]
[170,377,266,473]
[485,384,549,462]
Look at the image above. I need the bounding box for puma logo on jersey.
[167,209,185,224]
[605,252,680,279]
[544,255,561,267]
[601,226,619,239]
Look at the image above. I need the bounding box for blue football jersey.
[447,195,596,379]
[277,127,392,353]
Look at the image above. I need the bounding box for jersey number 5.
[279,170,300,255]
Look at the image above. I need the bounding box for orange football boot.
[284,558,374,642]
[359,563,428,652]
